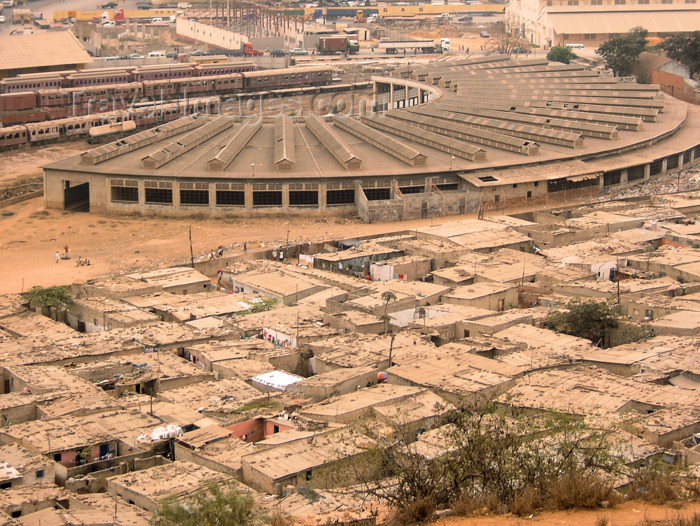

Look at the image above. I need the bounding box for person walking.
[63,245,70,259]
[55,251,60,263]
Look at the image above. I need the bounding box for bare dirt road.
[430,500,700,525]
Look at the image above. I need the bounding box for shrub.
[546,471,618,510]
[388,496,436,525]
[626,467,680,504]
[510,485,543,516]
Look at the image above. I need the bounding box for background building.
[506,0,700,48]
[0,32,92,79]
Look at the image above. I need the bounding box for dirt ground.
[0,140,480,295]
[1,140,697,296]
[430,501,700,525]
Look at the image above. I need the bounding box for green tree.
[658,32,700,79]
[341,402,621,523]
[248,298,278,313]
[24,285,73,310]
[545,299,619,346]
[152,482,264,526]
[596,27,648,77]
[547,46,577,64]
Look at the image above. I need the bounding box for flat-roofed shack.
[106,460,232,512]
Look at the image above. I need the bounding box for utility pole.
[188,225,195,268]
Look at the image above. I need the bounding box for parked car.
[130,53,145,59]
[165,52,177,58]
[177,1,192,7]
[103,56,119,61]
[190,49,207,56]
[290,47,308,55]
[100,1,117,8]
[137,3,152,9]
[458,15,472,21]
[0,16,5,23]
[102,20,115,26]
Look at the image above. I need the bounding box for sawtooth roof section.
[454,89,665,111]
[207,121,262,172]
[142,116,233,169]
[273,114,295,171]
[361,114,486,162]
[461,86,665,105]
[410,106,586,148]
[436,93,649,129]
[443,94,660,122]
[395,54,512,79]
[385,109,539,155]
[81,116,202,165]
[305,114,362,170]
[333,115,427,167]
[514,106,642,131]
[451,82,662,100]
[431,102,619,139]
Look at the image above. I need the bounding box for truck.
[12,9,33,24]
[317,36,359,55]
[378,38,450,54]
[223,42,263,57]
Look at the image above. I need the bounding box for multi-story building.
[506,0,700,49]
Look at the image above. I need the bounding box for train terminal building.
[0,32,92,79]
[43,55,700,222]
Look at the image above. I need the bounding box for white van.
[150,17,163,23]
[566,43,584,49]
[177,2,192,8]
[147,51,165,57]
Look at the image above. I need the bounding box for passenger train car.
[0,67,355,149]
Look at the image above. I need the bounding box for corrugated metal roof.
[410,106,585,147]
[386,109,539,155]
[207,121,262,171]
[273,114,295,168]
[142,116,232,169]
[361,114,486,161]
[305,114,362,170]
[333,115,426,166]
[81,116,202,165]
[432,103,619,139]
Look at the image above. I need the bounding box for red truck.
[317,36,359,55]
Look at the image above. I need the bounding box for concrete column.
[620,169,628,185]
[282,183,290,209]
[172,182,180,208]
[245,181,253,209]
[138,180,145,206]
[644,163,651,180]
[319,182,327,210]
[661,157,668,173]
[209,183,216,210]
[678,153,684,169]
